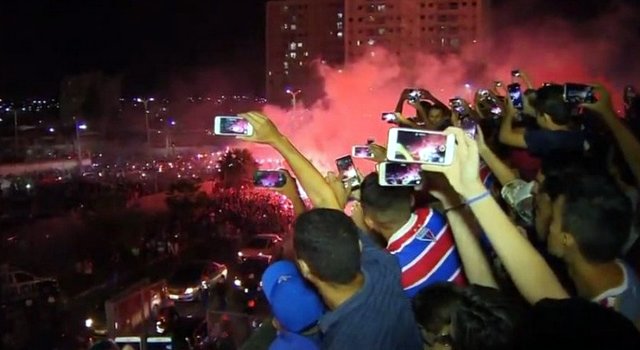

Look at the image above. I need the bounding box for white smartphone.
[146,337,173,350]
[335,155,361,190]
[352,145,374,159]
[115,336,142,350]
[378,162,423,186]
[213,116,254,136]
[386,127,455,165]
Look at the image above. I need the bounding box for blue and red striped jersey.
[387,208,467,297]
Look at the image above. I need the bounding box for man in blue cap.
[262,260,325,350]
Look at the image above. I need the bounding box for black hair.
[539,154,599,201]
[561,174,632,262]
[90,340,119,350]
[452,285,524,350]
[293,209,361,284]
[531,85,573,125]
[412,282,462,332]
[360,172,413,220]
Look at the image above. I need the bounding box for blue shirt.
[318,233,423,350]
[524,129,586,156]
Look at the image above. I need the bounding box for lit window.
[290,42,297,50]
[304,51,309,56]
[377,4,386,11]
[368,38,375,45]
[299,61,303,66]
[283,62,289,69]
[378,28,385,35]
[290,52,297,59]
[337,31,343,38]
[285,70,289,75]
[356,40,361,46]
[268,71,272,76]
[337,22,343,29]
[283,24,288,30]
[297,42,303,47]
[291,24,297,30]
[338,12,343,19]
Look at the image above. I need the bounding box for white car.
[237,234,284,262]
[167,261,227,302]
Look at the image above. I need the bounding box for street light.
[74,118,87,164]
[285,89,301,110]
[5,107,18,150]
[135,97,155,146]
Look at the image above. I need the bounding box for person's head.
[90,340,119,350]
[531,85,573,129]
[412,283,523,350]
[360,172,414,238]
[548,174,632,263]
[293,209,361,287]
[427,106,450,130]
[262,260,325,333]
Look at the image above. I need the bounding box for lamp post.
[285,89,301,110]
[5,107,19,150]
[75,118,87,165]
[135,97,155,146]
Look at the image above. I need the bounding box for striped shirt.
[387,208,467,297]
[479,161,497,190]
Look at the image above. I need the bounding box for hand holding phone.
[254,170,287,188]
[382,112,398,124]
[507,83,524,111]
[335,155,361,190]
[214,116,254,136]
[563,83,596,104]
[386,128,455,165]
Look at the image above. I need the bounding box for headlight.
[185,287,194,294]
[233,279,242,287]
[237,251,243,257]
[85,318,94,328]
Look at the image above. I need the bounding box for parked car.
[167,261,227,302]
[0,266,60,303]
[237,234,283,262]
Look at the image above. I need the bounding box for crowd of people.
[231,74,640,349]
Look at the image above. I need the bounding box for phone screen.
[382,112,397,123]
[115,337,142,350]
[391,130,450,164]
[254,171,287,188]
[380,163,422,186]
[564,84,595,104]
[508,83,524,110]
[460,117,477,138]
[352,146,374,158]
[215,116,252,135]
[336,156,360,189]
[146,337,172,350]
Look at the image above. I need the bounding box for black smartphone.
[508,83,524,111]
[460,117,477,138]
[254,170,287,188]
[335,155,361,190]
[382,112,398,124]
[511,69,521,77]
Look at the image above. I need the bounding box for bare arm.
[276,170,306,217]
[583,86,640,183]
[498,108,527,148]
[241,112,340,210]
[476,127,518,186]
[424,128,569,304]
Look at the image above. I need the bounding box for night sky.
[0,0,637,99]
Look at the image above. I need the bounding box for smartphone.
[449,98,469,118]
[352,145,374,159]
[408,89,422,103]
[478,90,503,119]
[508,83,524,110]
[146,337,173,350]
[386,128,455,165]
[460,117,477,138]
[254,170,287,188]
[563,83,595,104]
[115,337,142,350]
[494,81,503,87]
[378,162,423,186]
[511,69,521,77]
[213,116,254,136]
[381,112,398,124]
[335,155,361,190]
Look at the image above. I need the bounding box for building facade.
[265,0,345,105]
[344,0,490,62]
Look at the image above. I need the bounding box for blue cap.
[262,261,325,332]
[269,331,321,350]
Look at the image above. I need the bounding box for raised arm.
[498,98,527,148]
[276,169,306,217]
[476,127,518,186]
[240,112,340,210]
[582,85,640,184]
[425,173,498,289]
[423,128,569,304]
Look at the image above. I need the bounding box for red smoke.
[253,1,639,174]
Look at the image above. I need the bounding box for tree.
[216,148,258,189]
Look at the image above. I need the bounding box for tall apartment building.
[265,0,345,105]
[344,0,490,62]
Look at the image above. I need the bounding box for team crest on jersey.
[415,227,436,241]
